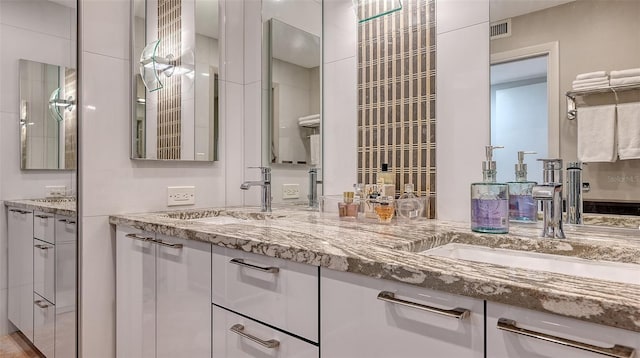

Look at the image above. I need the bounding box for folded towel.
[298,113,320,123]
[610,68,640,79]
[616,103,640,160]
[298,118,320,127]
[572,77,609,86]
[576,71,608,80]
[577,105,617,163]
[572,81,610,91]
[610,76,640,86]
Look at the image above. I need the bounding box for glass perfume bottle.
[375,196,395,223]
[507,151,538,222]
[397,184,424,220]
[338,192,359,219]
[471,146,509,234]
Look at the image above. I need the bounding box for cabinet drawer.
[34,239,55,304]
[486,302,639,358]
[55,215,76,244]
[33,293,55,358]
[321,268,484,358]
[212,246,319,342]
[213,305,319,358]
[34,212,55,244]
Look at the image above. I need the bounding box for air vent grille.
[490,19,511,40]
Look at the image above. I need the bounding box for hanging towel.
[309,134,321,165]
[610,76,640,86]
[577,105,617,163]
[616,103,640,160]
[610,68,640,79]
[576,71,608,80]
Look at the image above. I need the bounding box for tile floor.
[0,332,42,358]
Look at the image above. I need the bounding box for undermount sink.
[421,243,640,285]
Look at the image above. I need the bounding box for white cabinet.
[34,212,55,244]
[213,305,319,358]
[34,239,55,304]
[486,301,639,358]
[33,293,55,358]
[321,268,485,358]
[7,207,34,342]
[212,245,319,342]
[116,227,212,358]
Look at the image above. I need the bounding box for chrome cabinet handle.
[58,218,76,225]
[497,318,635,358]
[35,244,51,251]
[155,240,183,249]
[35,214,52,219]
[34,300,49,309]
[377,291,470,320]
[125,233,154,242]
[229,258,279,273]
[229,324,280,349]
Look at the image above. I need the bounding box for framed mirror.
[490,0,640,211]
[19,59,76,170]
[131,0,220,161]
[265,19,321,166]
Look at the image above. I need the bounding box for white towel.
[298,118,320,127]
[576,71,608,80]
[610,76,640,86]
[298,113,320,123]
[572,77,609,86]
[610,68,640,79]
[616,103,640,160]
[577,105,617,163]
[309,134,321,165]
[572,80,610,90]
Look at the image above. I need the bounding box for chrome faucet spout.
[240,167,272,212]
[534,159,565,239]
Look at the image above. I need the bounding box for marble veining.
[4,198,76,217]
[110,207,640,333]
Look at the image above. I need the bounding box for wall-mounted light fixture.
[48,87,75,122]
[139,39,194,92]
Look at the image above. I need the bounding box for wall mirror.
[265,19,321,166]
[490,0,640,213]
[19,59,76,170]
[131,0,219,161]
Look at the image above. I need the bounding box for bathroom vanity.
[111,207,640,357]
[5,199,77,358]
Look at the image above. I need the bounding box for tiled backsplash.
[357,0,436,217]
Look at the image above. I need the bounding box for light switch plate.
[167,186,196,206]
[45,185,67,197]
[282,184,300,199]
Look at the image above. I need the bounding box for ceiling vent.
[490,19,511,40]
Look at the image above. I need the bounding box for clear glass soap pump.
[470,146,509,233]
[507,151,538,222]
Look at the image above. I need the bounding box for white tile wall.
[81,0,130,59]
[436,0,489,34]
[323,0,357,64]
[436,19,490,222]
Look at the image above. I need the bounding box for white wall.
[78,0,244,355]
[0,0,76,336]
[436,0,490,223]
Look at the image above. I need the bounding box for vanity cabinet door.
[7,207,34,342]
[486,302,639,358]
[320,268,484,358]
[33,212,55,244]
[156,234,211,358]
[33,239,56,304]
[116,227,156,358]
[33,293,55,358]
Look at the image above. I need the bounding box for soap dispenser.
[507,151,538,223]
[471,146,509,233]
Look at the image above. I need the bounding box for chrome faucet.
[240,167,272,212]
[307,168,321,209]
[566,162,589,225]
[532,159,565,239]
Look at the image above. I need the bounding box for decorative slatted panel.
[357,0,436,218]
[157,0,182,159]
[64,68,77,169]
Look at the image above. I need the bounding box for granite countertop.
[109,207,640,333]
[4,198,76,217]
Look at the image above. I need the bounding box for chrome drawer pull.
[9,209,30,214]
[35,214,52,219]
[497,318,635,358]
[34,300,49,309]
[155,240,183,249]
[377,291,470,320]
[58,219,76,225]
[35,244,51,251]
[229,258,279,273]
[125,233,154,242]
[230,324,280,349]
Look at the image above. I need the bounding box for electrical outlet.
[167,186,196,206]
[45,186,67,198]
[282,184,300,200]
